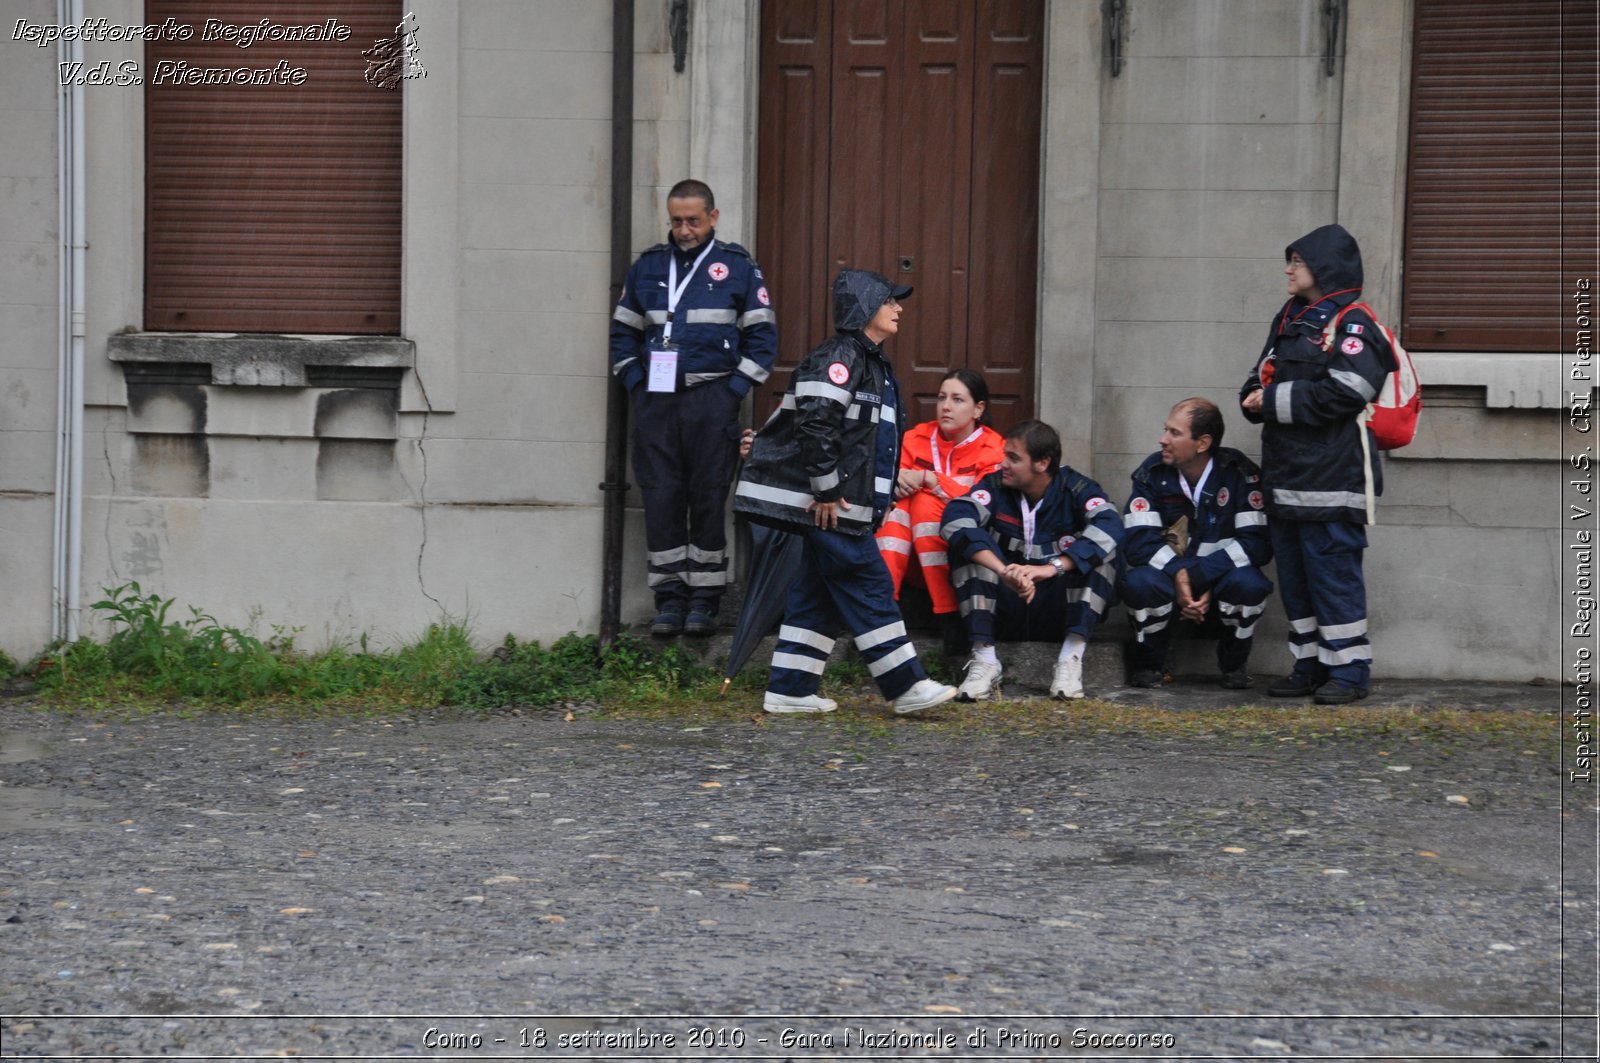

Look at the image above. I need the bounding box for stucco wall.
[0,0,63,659]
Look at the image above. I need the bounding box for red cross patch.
[708,262,729,282]
[1058,535,1076,552]
[757,286,770,306]
[971,489,991,506]
[1216,487,1230,507]
[827,361,850,385]
[1340,336,1365,356]
[1085,497,1109,511]
[1130,497,1150,512]
[1249,490,1264,509]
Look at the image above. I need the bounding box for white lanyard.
[931,425,979,477]
[663,240,715,343]
[1180,459,1214,510]
[1019,493,1040,549]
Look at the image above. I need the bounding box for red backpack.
[1321,301,1421,451]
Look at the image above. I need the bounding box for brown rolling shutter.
[1403,0,1598,351]
[145,1,402,334]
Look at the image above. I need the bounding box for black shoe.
[650,605,686,637]
[1267,673,1320,697]
[683,608,717,636]
[1130,669,1165,689]
[1313,682,1370,705]
[1220,670,1254,690]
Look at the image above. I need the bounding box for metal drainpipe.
[52,0,86,644]
[599,0,635,649]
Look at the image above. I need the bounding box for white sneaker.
[1051,656,1085,700]
[762,692,838,714]
[956,658,1003,702]
[892,678,958,716]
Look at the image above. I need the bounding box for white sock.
[972,643,999,665]
[1059,635,1086,662]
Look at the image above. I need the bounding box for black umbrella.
[719,522,806,694]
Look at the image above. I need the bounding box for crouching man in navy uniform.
[1120,398,1273,689]
[942,421,1123,702]
[734,269,957,717]
[610,180,778,636]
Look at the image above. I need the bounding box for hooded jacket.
[733,270,906,536]
[1239,224,1396,524]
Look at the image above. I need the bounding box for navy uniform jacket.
[1122,447,1272,594]
[1239,224,1395,524]
[609,235,778,397]
[941,467,1123,573]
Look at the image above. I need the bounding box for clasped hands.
[894,468,948,502]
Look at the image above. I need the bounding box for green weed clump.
[26,583,713,713]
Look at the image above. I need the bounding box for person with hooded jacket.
[734,269,957,717]
[1240,223,1396,705]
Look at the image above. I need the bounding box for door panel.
[757,0,1042,434]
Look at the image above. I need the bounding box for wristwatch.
[1049,556,1065,574]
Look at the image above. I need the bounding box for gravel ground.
[0,690,1593,1061]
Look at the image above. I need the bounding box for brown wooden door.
[756,0,1043,432]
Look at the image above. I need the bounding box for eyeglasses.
[1287,256,1310,271]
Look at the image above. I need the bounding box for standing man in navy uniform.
[1120,398,1273,689]
[1240,224,1395,704]
[610,180,779,636]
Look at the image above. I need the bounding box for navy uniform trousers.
[1121,565,1272,673]
[767,527,930,702]
[631,384,742,613]
[1270,517,1372,688]
[952,557,1118,645]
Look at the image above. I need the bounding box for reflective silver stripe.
[683,570,728,587]
[736,357,770,383]
[952,563,996,586]
[1330,368,1377,401]
[648,546,689,565]
[1224,540,1251,568]
[1131,603,1172,624]
[779,394,798,410]
[855,620,908,650]
[1149,545,1176,569]
[1274,488,1367,510]
[1082,525,1117,555]
[687,545,724,563]
[811,469,841,493]
[796,380,852,406]
[1234,510,1267,527]
[612,305,645,330]
[685,308,737,325]
[917,550,947,567]
[646,571,684,587]
[1235,622,1259,638]
[875,477,893,496]
[1320,618,1369,640]
[837,507,871,524]
[960,593,996,615]
[1124,511,1161,528]
[1318,644,1372,666]
[778,624,836,653]
[1289,616,1319,634]
[883,508,911,528]
[879,404,896,426]
[739,307,777,329]
[611,355,638,376]
[865,642,918,676]
[1290,642,1319,659]
[646,309,669,325]
[911,522,942,538]
[735,480,814,509]
[845,404,865,421]
[1219,602,1265,620]
[1274,380,1295,423]
[772,651,828,674]
[1196,541,1223,556]
[944,517,979,534]
[685,371,731,385]
[1133,620,1169,639]
[878,537,912,555]
[1067,586,1110,616]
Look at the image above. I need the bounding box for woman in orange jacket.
[875,368,1005,615]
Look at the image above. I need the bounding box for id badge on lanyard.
[649,241,715,394]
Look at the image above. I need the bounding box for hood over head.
[1286,224,1363,296]
[832,269,913,334]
